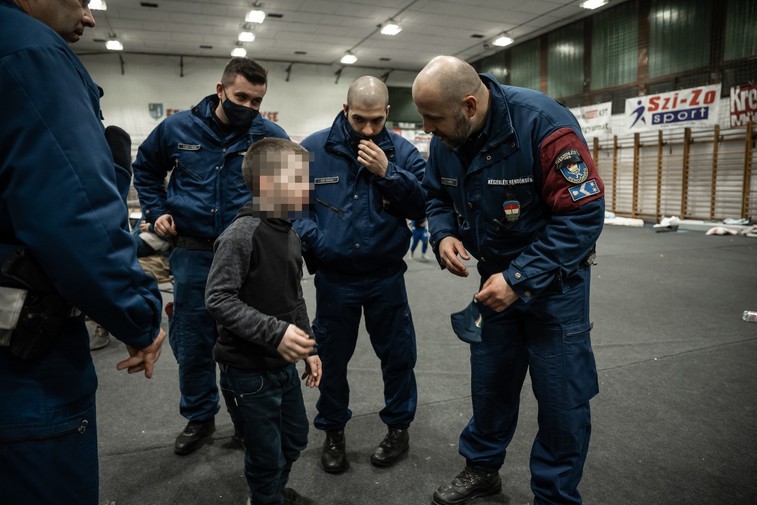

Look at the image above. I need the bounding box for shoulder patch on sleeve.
[568,179,601,201]
[539,127,604,211]
[555,149,588,184]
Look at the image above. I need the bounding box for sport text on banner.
[624,84,721,132]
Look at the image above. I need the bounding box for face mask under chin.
[344,116,377,145]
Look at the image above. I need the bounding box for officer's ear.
[463,95,477,118]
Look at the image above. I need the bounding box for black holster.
[1,247,77,360]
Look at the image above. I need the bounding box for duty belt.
[174,236,215,251]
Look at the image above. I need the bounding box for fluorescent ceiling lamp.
[492,35,513,47]
[340,52,357,64]
[238,31,255,42]
[580,0,608,9]
[231,47,247,57]
[105,39,123,51]
[380,23,402,36]
[89,0,107,10]
[245,9,266,23]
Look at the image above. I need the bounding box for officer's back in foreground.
[0,2,165,504]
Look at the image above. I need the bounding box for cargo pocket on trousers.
[563,323,599,409]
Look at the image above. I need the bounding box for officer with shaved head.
[414,56,604,505]
[293,75,426,474]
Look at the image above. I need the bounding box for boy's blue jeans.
[220,363,308,505]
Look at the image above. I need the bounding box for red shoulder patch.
[539,128,604,212]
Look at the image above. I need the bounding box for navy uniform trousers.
[169,247,221,422]
[0,323,99,505]
[312,265,418,432]
[460,266,598,505]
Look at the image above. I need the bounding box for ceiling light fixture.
[231,46,247,57]
[89,0,107,10]
[580,0,608,9]
[105,35,123,51]
[238,31,255,42]
[340,51,357,64]
[380,22,402,36]
[245,5,266,23]
[492,34,514,47]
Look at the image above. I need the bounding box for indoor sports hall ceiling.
[75,0,618,71]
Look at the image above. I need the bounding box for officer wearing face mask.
[133,57,288,456]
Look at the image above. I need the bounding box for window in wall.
[591,1,638,89]
[723,61,757,94]
[478,52,507,83]
[591,86,639,117]
[648,0,712,78]
[510,38,540,91]
[387,87,420,125]
[547,21,584,98]
[725,0,757,60]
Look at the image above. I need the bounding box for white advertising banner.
[730,83,757,127]
[569,101,613,137]
[623,84,721,132]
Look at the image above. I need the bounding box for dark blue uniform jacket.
[423,74,605,303]
[0,1,162,439]
[0,1,161,349]
[133,96,288,240]
[294,113,426,275]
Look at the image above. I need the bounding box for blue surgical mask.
[222,90,259,130]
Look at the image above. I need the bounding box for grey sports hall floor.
[93,225,757,505]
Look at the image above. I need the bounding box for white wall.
[80,53,417,144]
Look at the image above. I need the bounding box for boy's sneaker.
[432,466,501,505]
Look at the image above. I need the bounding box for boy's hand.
[277,324,316,363]
[302,355,322,388]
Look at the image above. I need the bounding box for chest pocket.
[484,182,537,236]
[314,176,345,217]
[174,148,206,183]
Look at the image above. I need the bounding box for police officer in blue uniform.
[293,76,426,473]
[133,57,289,455]
[0,1,165,503]
[413,56,604,505]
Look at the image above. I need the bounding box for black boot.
[174,417,215,455]
[370,426,409,467]
[320,430,347,473]
[432,465,501,505]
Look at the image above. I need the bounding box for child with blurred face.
[249,148,311,218]
[206,138,320,505]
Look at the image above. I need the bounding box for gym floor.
[93,225,757,505]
